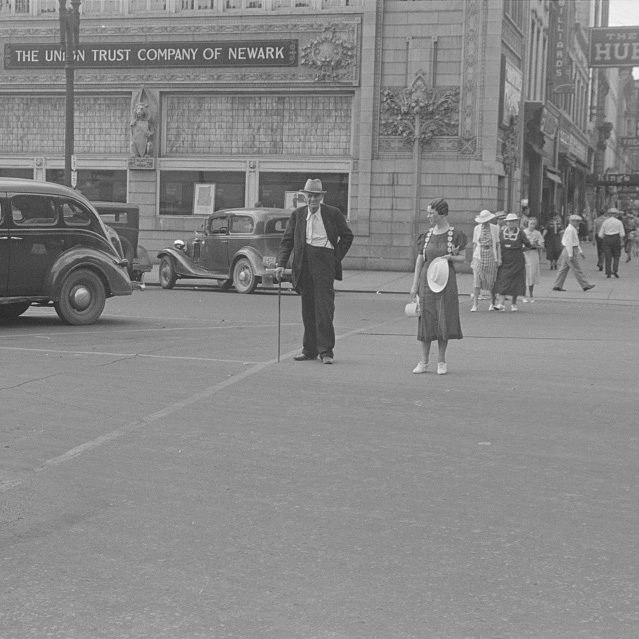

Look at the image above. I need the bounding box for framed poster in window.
[193,183,216,216]
[284,191,307,210]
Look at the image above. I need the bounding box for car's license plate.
[262,256,276,266]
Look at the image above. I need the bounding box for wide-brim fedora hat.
[301,179,326,194]
[426,256,449,293]
[504,213,519,222]
[475,209,495,224]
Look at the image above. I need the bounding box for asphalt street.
[1,246,638,639]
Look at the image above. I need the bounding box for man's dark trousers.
[595,235,603,269]
[299,245,336,359]
[602,234,621,275]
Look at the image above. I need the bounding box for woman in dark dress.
[409,198,467,375]
[543,212,564,269]
[493,213,531,312]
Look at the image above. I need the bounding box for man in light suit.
[275,179,353,364]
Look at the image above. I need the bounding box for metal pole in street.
[59,0,81,188]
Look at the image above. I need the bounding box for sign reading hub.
[4,40,298,69]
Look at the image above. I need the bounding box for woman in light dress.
[470,209,501,312]
[523,217,544,303]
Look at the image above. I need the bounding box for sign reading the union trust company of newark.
[4,41,298,69]
[589,27,639,67]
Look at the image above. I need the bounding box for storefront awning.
[545,168,563,185]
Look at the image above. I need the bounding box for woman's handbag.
[405,299,420,317]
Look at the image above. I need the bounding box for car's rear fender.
[230,247,268,278]
[134,245,152,272]
[45,248,132,299]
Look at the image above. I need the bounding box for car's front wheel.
[0,302,31,320]
[159,256,177,289]
[54,269,106,325]
[233,258,258,294]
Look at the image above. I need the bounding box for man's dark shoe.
[583,284,595,291]
[552,287,566,291]
[613,272,620,278]
[293,354,318,361]
[321,356,333,365]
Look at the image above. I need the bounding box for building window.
[159,171,246,216]
[164,94,352,157]
[46,169,127,203]
[258,172,349,216]
[0,0,31,14]
[0,168,33,179]
[504,0,524,31]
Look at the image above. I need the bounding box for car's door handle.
[10,236,23,240]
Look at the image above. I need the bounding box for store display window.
[258,172,349,216]
[0,169,33,179]
[160,171,245,216]
[46,169,127,203]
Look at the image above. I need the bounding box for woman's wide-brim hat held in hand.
[427,256,450,293]
[475,209,495,224]
[301,179,326,194]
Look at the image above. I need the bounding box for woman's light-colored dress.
[523,228,544,286]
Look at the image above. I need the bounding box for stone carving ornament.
[300,28,355,82]
[380,80,460,147]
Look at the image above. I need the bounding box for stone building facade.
[0,0,542,271]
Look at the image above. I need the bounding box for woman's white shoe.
[437,362,447,375]
[412,361,429,374]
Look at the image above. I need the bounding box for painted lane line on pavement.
[16,316,405,484]
[0,346,261,365]
[3,322,298,340]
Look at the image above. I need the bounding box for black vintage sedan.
[0,178,132,324]
[157,208,292,294]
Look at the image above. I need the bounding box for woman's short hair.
[528,217,538,224]
[428,198,449,216]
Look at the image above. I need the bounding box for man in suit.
[275,179,353,364]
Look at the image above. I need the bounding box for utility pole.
[59,0,81,188]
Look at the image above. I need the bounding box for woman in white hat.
[493,213,532,311]
[522,216,544,302]
[409,198,467,375]
[470,209,501,311]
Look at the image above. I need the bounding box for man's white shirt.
[306,207,334,249]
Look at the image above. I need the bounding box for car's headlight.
[174,239,185,250]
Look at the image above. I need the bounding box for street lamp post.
[59,0,81,188]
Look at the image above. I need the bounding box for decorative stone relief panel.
[0,96,129,154]
[164,94,352,156]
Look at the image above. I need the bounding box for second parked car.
[157,207,292,293]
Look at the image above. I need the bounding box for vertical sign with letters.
[549,0,574,94]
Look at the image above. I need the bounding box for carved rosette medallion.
[300,29,355,82]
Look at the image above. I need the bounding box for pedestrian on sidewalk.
[470,209,501,312]
[598,207,625,278]
[522,217,544,303]
[543,212,564,270]
[552,214,595,292]
[592,208,607,271]
[623,212,637,263]
[275,178,353,365]
[493,213,531,312]
[409,198,467,375]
